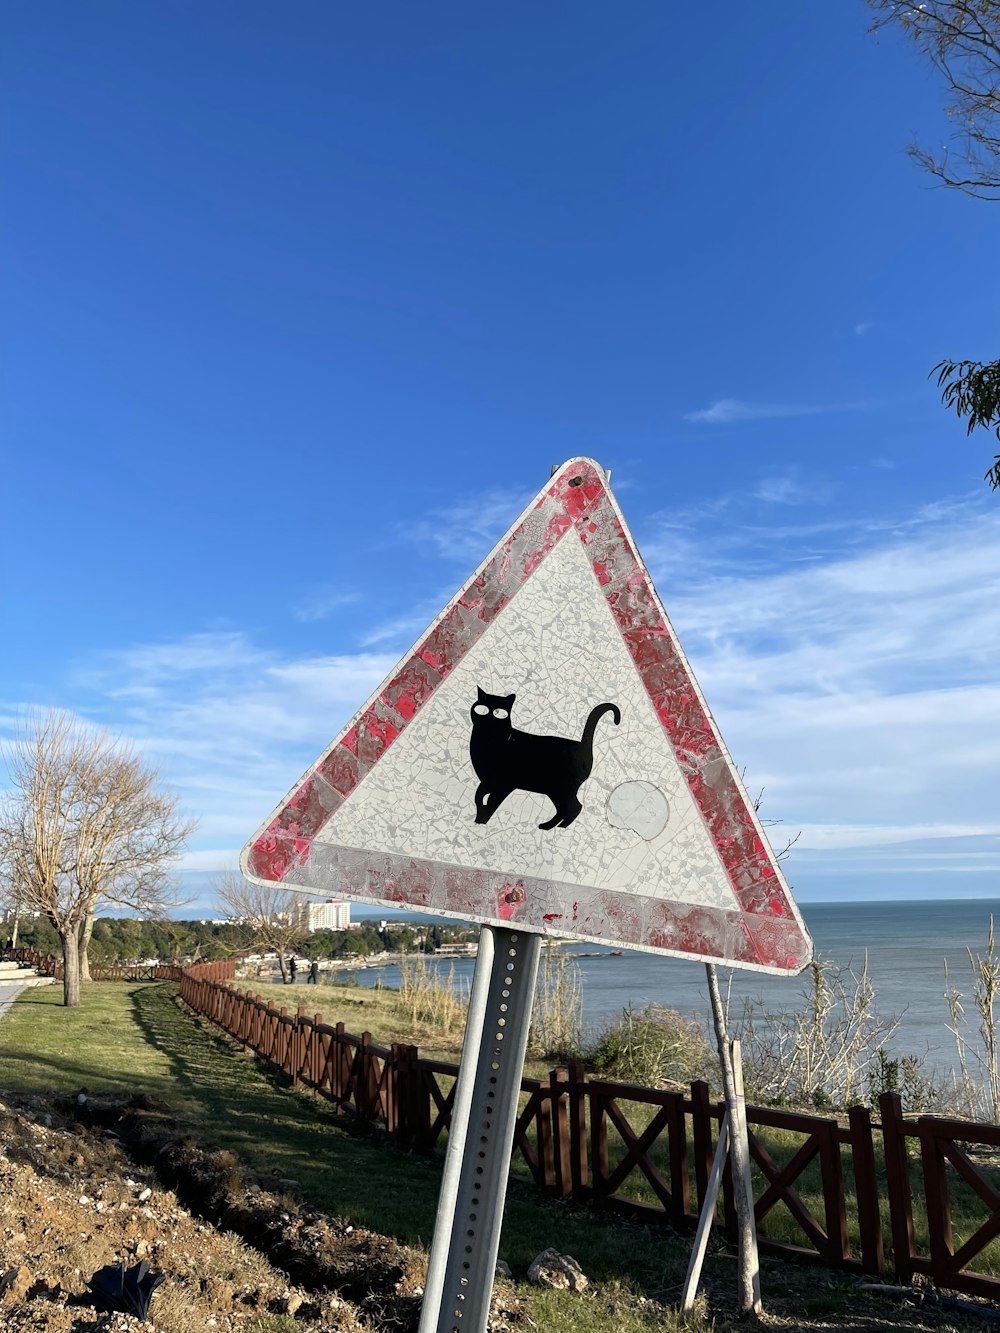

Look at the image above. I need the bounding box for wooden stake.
[681,1111,730,1312]
[705,963,762,1318]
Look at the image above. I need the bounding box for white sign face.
[243,459,812,974]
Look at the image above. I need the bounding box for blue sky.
[3,3,998,914]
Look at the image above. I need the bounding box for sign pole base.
[419,924,542,1333]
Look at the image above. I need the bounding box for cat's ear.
[477,686,489,702]
[505,694,516,707]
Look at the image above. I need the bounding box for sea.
[340,899,1000,1075]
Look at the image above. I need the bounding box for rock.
[495,1260,512,1278]
[200,1276,234,1312]
[137,1187,152,1202]
[0,1266,33,1304]
[277,1290,303,1315]
[526,1249,588,1292]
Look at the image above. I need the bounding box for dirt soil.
[0,1089,467,1333]
[3,1087,1000,1333]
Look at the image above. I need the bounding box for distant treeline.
[8,915,477,965]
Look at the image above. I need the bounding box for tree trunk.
[10,908,19,949]
[277,950,287,983]
[79,908,95,983]
[62,926,82,1008]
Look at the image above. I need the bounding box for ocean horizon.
[340,897,1000,1077]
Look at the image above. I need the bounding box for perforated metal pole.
[419,925,542,1333]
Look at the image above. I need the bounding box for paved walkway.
[0,982,31,1021]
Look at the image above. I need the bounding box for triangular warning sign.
[242,459,812,974]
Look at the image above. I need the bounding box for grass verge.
[1,982,996,1331]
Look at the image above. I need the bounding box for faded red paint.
[497,881,526,921]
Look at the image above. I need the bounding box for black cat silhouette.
[469,687,621,830]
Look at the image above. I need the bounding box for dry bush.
[396,953,468,1035]
[942,915,1000,1121]
[736,955,901,1109]
[529,942,584,1061]
[587,1004,712,1088]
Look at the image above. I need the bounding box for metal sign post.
[419,924,541,1333]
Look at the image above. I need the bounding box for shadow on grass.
[130,984,444,1242]
[1,981,692,1291]
[129,988,690,1284]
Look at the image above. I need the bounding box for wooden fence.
[176,972,1000,1302]
[1,945,232,985]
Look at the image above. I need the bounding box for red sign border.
[242,459,812,973]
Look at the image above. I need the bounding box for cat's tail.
[580,702,621,755]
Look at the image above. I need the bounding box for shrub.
[866,1046,945,1114]
[587,1003,712,1088]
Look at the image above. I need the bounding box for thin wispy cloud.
[359,609,438,649]
[410,487,534,563]
[684,399,845,425]
[292,587,362,623]
[854,321,877,337]
[795,823,1000,851]
[753,473,836,506]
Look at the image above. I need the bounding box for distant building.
[295,898,351,932]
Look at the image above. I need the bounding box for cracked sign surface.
[242,458,813,973]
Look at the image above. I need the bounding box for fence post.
[397,1044,413,1146]
[312,1013,323,1087]
[358,1031,374,1121]
[667,1090,690,1226]
[918,1117,955,1282]
[550,1069,571,1198]
[848,1103,886,1276]
[278,1007,289,1075]
[690,1080,713,1211]
[568,1059,588,1198]
[387,1043,399,1137]
[819,1120,850,1267]
[536,1084,556,1191]
[293,1007,305,1085]
[879,1091,916,1282]
[590,1087,609,1206]
[334,1022,347,1101]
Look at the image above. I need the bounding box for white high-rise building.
[296,898,351,932]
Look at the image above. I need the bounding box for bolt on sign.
[242,458,812,975]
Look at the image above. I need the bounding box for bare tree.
[214,869,310,983]
[0,711,195,1006]
[868,1,1000,487]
